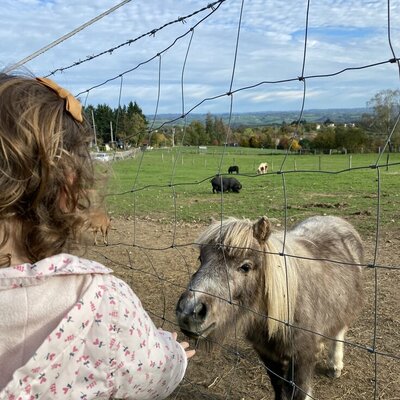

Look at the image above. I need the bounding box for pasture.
[103,147,400,234]
[86,147,400,399]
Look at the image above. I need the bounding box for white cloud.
[2,0,400,114]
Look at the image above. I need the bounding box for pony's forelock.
[197,217,254,256]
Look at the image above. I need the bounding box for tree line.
[84,101,148,148]
[86,89,400,153]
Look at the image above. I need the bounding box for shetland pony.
[176,215,364,400]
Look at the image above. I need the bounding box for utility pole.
[110,121,114,144]
[91,110,97,148]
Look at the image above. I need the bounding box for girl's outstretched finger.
[180,341,190,349]
[185,349,196,359]
[179,342,195,359]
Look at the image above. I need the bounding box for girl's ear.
[253,216,271,244]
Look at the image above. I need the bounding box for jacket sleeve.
[109,277,188,400]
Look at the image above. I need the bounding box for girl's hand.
[171,331,196,359]
[179,340,196,359]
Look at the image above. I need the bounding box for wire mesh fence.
[11,0,400,398]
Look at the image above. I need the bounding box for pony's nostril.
[176,292,191,314]
[193,302,207,321]
[176,298,185,314]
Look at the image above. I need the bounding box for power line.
[46,0,226,77]
[4,0,132,73]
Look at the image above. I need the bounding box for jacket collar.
[0,253,112,289]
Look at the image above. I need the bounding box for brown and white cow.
[257,162,269,174]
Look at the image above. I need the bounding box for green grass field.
[98,146,400,234]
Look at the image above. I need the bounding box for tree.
[184,121,207,146]
[299,138,312,150]
[213,117,227,145]
[249,135,261,148]
[335,126,367,153]
[84,104,114,144]
[279,121,290,135]
[366,89,400,132]
[118,101,148,146]
[260,128,273,148]
[277,136,290,150]
[150,131,168,147]
[362,89,400,150]
[312,129,336,151]
[119,112,147,147]
[243,128,254,137]
[205,113,215,142]
[84,101,148,148]
[290,138,302,152]
[239,136,249,147]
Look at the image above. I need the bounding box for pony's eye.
[239,263,251,273]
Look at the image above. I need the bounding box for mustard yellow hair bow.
[36,77,83,123]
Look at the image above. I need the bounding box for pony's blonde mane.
[263,236,298,340]
[197,217,298,340]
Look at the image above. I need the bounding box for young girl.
[0,72,195,399]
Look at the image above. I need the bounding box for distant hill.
[148,108,368,128]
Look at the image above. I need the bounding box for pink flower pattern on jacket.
[0,254,187,400]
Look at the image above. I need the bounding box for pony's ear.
[253,216,271,243]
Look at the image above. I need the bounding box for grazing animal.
[228,165,239,174]
[176,215,364,400]
[257,162,268,174]
[87,209,112,245]
[210,175,242,193]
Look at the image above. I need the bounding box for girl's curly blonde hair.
[0,73,94,263]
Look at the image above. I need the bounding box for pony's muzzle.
[176,291,209,338]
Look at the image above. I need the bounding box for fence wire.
[13,0,400,399]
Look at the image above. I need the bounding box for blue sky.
[1,0,400,115]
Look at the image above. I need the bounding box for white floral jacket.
[0,254,187,399]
